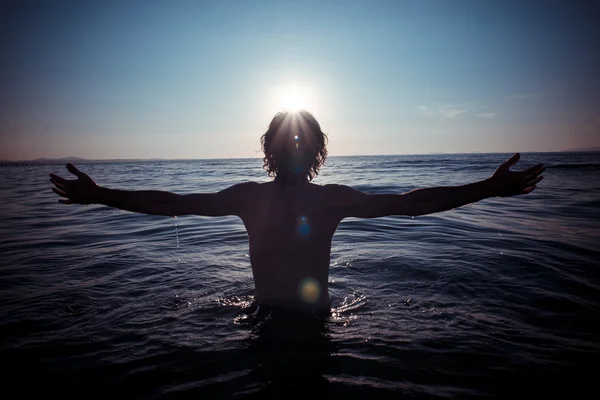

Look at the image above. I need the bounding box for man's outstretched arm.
[50,163,255,217]
[330,153,545,219]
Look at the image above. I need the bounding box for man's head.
[261,110,328,181]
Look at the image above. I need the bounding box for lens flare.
[299,277,321,304]
[297,215,311,236]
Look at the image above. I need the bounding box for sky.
[1,0,599,160]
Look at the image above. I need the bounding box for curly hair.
[260,110,328,181]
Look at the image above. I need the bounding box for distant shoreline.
[1,149,599,165]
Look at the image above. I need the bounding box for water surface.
[1,152,599,398]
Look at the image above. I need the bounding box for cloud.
[476,112,496,118]
[438,106,466,118]
[418,105,466,119]
[418,105,435,117]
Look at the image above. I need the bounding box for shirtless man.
[50,110,545,314]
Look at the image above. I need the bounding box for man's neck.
[273,173,309,186]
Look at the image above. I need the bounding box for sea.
[1,152,599,399]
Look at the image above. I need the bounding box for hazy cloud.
[476,112,496,118]
[418,105,466,118]
[438,106,466,118]
[418,105,435,117]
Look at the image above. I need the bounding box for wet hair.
[260,110,328,181]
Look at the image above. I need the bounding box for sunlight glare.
[275,85,312,112]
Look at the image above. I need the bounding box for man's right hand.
[488,153,544,197]
[50,163,100,205]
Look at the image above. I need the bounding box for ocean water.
[1,152,599,399]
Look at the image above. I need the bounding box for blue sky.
[1,0,598,160]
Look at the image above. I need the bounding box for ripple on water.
[1,154,599,397]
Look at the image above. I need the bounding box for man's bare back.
[242,181,343,313]
[49,111,544,314]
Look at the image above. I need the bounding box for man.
[50,110,544,315]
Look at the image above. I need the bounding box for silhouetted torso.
[240,180,340,313]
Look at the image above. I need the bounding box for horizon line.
[1,148,598,163]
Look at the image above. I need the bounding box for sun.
[275,84,312,112]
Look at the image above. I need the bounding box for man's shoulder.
[321,183,361,196]
[321,183,347,190]
[232,181,360,197]
[226,180,272,196]
[228,181,263,190]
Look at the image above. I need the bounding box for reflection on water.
[240,303,339,398]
